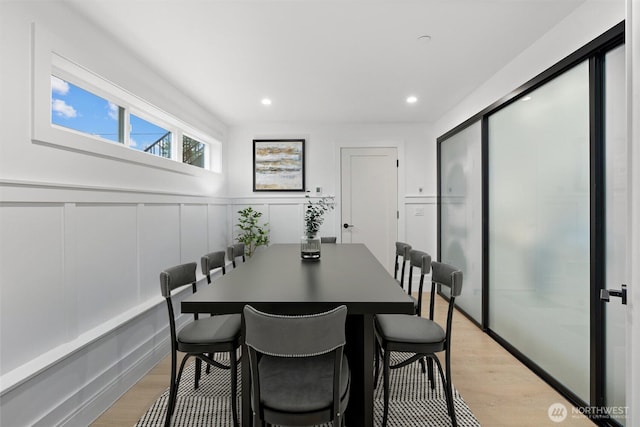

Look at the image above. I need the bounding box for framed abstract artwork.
[253,139,305,191]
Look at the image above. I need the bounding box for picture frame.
[253,139,305,191]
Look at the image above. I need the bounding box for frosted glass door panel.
[604,45,627,424]
[488,62,590,401]
[440,121,482,322]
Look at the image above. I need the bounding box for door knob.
[600,284,627,305]
[343,223,354,229]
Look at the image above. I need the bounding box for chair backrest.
[407,249,431,315]
[201,251,226,282]
[320,236,337,243]
[431,261,463,297]
[243,305,348,425]
[394,242,412,285]
[243,305,347,357]
[160,262,197,298]
[227,243,246,267]
[429,261,463,347]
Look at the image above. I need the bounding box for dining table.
[181,243,415,427]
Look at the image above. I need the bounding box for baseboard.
[59,339,169,427]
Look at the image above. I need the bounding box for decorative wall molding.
[0,179,229,203]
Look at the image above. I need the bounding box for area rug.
[135,353,480,426]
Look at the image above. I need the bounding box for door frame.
[626,3,639,425]
[334,139,405,245]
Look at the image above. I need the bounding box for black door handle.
[600,284,627,305]
[343,223,354,229]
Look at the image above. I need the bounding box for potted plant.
[235,207,269,257]
[301,195,335,259]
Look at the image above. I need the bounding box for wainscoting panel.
[268,203,303,243]
[139,204,181,301]
[180,204,210,266]
[0,181,230,427]
[75,204,139,334]
[208,204,230,253]
[0,203,67,375]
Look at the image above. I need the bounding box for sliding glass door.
[437,23,627,423]
[439,121,483,324]
[488,61,591,401]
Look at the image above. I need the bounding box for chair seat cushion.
[178,314,241,345]
[375,314,445,344]
[258,352,350,413]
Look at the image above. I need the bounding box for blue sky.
[51,76,169,151]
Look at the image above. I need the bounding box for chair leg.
[445,352,457,427]
[419,356,426,374]
[164,350,178,427]
[194,358,202,389]
[427,357,435,389]
[432,355,457,427]
[374,340,380,389]
[206,353,212,374]
[166,354,191,426]
[382,349,391,427]
[230,349,239,427]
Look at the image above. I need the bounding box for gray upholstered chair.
[394,242,412,288]
[375,249,430,382]
[374,260,463,427]
[201,250,227,280]
[160,262,241,427]
[243,305,351,427]
[320,236,337,243]
[227,243,246,268]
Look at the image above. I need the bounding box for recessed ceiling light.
[406,96,418,104]
[522,96,532,102]
[261,98,272,106]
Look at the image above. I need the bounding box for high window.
[37,47,221,173]
[51,76,122,143]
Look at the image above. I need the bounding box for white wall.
[0,2,231,426]
[434,0,626,137]
[226,123,438,270]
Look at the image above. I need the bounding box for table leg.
[345,313,375,427]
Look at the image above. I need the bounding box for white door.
[341,147,397,273]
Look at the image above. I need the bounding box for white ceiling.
[64,0,585,125]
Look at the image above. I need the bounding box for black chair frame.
[161,263,240,427]
[394,242,411,288]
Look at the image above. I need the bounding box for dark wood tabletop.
[182,243,415,315]
[181,243,415,427]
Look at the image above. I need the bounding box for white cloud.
[52,99,77,118]
[129,137,138,148]
[51,76,70,95]
[107,102,119,120]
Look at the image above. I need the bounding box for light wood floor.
[91,294,593,427]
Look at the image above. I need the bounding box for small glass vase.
[300,234,321,260]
